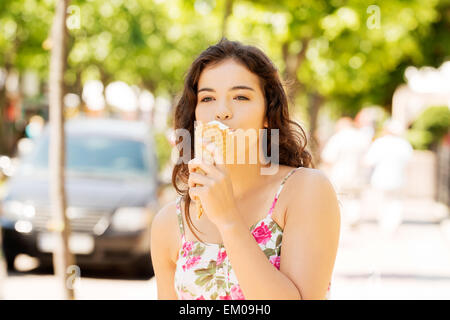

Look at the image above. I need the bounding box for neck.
[226,162,269,201]
[222,129,272,200]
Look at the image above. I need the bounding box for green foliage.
[1,0,449,137]
[0,0,54,77]
[153,130,172,171]
[65,0,223,96]
[406,129,434,150]
[406,106,450,150]
[225,0,448,118]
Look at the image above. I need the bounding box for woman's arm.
[219,169,341,300]
[150,202,179,300]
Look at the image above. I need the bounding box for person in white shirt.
[364,119,413,234]
[321,117,373,227]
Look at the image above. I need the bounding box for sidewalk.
[332,192,450,299]
[1,271,158,300]
[2,187,449,300]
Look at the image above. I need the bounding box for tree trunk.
[0,226,6,299]
[281,39,322,165]
[281,39,309,106]
[0,66,12,301]
[307,92,323,166]
[221,0,234,38]
[49,0,75,300]
[0,82,6,155]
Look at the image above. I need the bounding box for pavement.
[1,190,449,300]
[331,222,450,299]
[330,191,450,300]
[1,269,158,300]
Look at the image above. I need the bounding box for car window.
[20,133,154,180]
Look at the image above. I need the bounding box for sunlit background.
[0,0,449,299]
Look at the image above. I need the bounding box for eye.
[200,96,214,102]
[234,96,249,101]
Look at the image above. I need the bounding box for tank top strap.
[175,195,186,243]
[267,167,302,217]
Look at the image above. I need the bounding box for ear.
[263,117,268,128]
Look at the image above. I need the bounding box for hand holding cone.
[193,120,232,219]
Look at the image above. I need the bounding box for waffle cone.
[193,120,231,219]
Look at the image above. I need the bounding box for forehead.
[198,59,262,91]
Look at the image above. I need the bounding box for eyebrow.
[197,85,255,93]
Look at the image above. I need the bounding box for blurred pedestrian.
[364,119,413,234]
[321,117,372,226]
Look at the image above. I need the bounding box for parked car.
[0,117,162,278]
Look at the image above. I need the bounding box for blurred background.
[0,0,449,299]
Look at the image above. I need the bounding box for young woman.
[151,38,341,300]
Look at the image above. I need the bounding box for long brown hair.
[172,37,313,242]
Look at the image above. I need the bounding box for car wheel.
[3,247,17,271]
[133,254,154,279]
[36,257,54,273]
[1,229,19,271]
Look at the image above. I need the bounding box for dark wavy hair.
[172,37,313,242]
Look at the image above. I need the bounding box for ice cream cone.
[193,120,232,219]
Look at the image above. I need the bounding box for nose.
[215,104,232,121]
[215,112,231,121]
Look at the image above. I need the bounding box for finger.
[189,185,206,201]
[188,172,213,188]
[188,157,203,173]
[188,157,216,176]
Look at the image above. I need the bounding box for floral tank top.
[174,167,332,300]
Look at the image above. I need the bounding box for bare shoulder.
[286,167,341,221]
[279,168,341,300]
[153,198,179,228]
[151,198,181,263]
[288,167,337,194]
[290,167,334,189]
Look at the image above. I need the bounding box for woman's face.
[195,59,268,164]
[195,58,267,129]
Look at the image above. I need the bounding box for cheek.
[242,101,266,130]
[195,104,209,122]
[250,98,266,119]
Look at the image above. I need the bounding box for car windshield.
[19,133,154,180]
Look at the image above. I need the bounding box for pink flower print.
[268,197,278,215]
[269,255,281,270]
[182,256,201,271]
[251,221,272,245]
[219,294,232,300]
[216,249,227,266]
[182,241,193,257]
[196,295,205,300]
[230,284,245,300]
[179,290,195,300]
